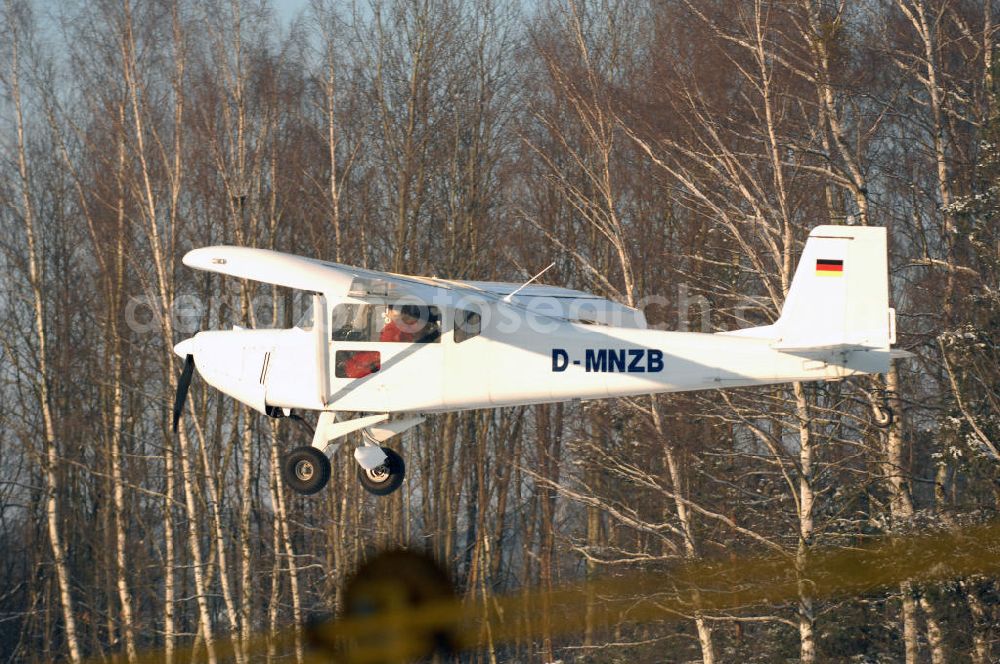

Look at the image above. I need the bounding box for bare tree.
[0,2,82,660]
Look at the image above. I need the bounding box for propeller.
[172,354,195,432]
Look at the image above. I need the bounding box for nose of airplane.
[174,336,198,358]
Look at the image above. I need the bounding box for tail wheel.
[358,447,405,496]
[283,446,332,495]
[872,404,894,428]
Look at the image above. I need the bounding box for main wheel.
[283,446,331,495]
[357,447,405,496]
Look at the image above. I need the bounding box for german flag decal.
[816,259,844,276]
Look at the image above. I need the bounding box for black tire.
[872,405,894,428]
[283,446,331,495]
[357,447,405,496]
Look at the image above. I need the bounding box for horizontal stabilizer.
[772,342,880,354]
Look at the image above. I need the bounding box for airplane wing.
[437,280,646,328]
[441,280,601,300]
[184,246,646,328]
[183,246,446,302]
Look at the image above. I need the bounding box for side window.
[294,295,314,330]
[378,304,442,343]
[331,304,372,341]
[335,350,380,378]
[454,309,482,343]
[331,303,442,343]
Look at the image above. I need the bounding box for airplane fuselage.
[185,301,890,416]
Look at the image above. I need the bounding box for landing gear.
[283,446,331,495]
[283,412,419,497]
[872,403,894,428]
[869,388,895,429]
[357,447,405,496]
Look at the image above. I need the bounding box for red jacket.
[379,320,415,343]
[341,321,413,378]
[342,351,380,378]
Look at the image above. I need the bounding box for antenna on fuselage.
[503,261,556,303]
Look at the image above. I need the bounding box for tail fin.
[728,225,894,351]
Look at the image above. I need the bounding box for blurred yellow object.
[122,520,1000,663]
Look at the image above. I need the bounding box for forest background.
[1,0,998,662]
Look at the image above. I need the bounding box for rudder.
[727,225,893,351]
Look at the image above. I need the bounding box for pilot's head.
[389,304,430,332]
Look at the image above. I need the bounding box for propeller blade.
[172,354,195,433]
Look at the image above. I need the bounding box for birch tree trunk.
[651,401,715,664]
[883,366,920,663]
[5,11,82,660]
[108,102,138,664]
[793,383,816,664]
[269,427,304,663]
[48,66,139,661]
[119,2,216,660]
[192,416,245,664]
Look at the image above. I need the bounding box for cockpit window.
[331,303,441,343]
[335,350,380,378]
[454,309,482,343]
[289,292,314,330]
[330,304,370,341]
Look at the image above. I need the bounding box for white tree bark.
[651,401,716,664]
[884,366,920,663]
[269,428,304,663]
[192,414,246,664]
[793,383,816,664]
[120,2,215,660]
[5,8,82,660]
[109,108,138,663]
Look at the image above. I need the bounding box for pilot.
[342,305,439,379]
[379,305,417,342]
[380,304,439,343]
[341,305,397,377]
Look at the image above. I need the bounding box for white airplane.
[172,225,904,496]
